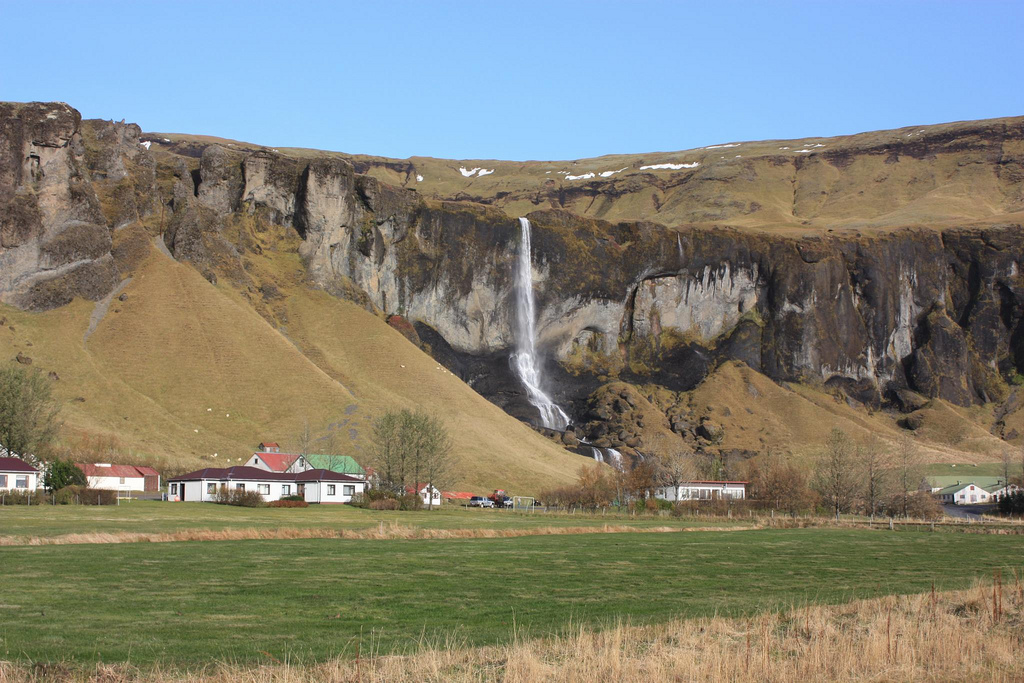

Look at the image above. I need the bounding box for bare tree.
[813,427,858,520]
[1001,449,1013,487]
[860,438,890,519]
[750,450,817,514]
[655,448,698,501]
[370,408,452,507]
[894,435,921,518]
[294,420,314,457]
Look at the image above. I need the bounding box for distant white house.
[406,483,443,508]
[77,463,161,492]
[988,483,1022,502]
[167,466,365,503]
[655,480,748,502]
[0,457,40,492]
[937,481,1021,505]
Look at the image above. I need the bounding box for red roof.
[443,491,475,500]
[404,483,438,494]
[675,481,749,485]
[76,463,159,479]
[170,466,362,483]
[252,452,299,472]
[259,442,280,449]
[0,457,37,473]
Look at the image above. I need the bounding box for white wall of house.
[0,470,39,491]
[655,483,747,502]
[302,480,365,504]
[417,485,442,507]
[168,477,364,503]
[942,484,992,505]
[88,475,145,491]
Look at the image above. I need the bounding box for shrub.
[351,489,422,511]
[368,498,400,510]
[214,486,264,507]
[0,489,43,505]
[281,494,306,502]
[268,499,309,508]
[53,486,117,505]
[44,458,86,491]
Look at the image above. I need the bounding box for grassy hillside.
[685,361,1010,464]
[0,234,589,492]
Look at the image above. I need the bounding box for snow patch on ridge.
[458,167,495,178]
[705,143,740,149]
[640,162,699,170]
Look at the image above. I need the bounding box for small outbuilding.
[0,457,39,491]
[406,483,443,507]
[76,463,161,492]
[654,480,748,502]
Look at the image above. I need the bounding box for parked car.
[468,496,495,508]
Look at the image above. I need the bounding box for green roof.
[928,475,1007,490]
[304,454,365,475]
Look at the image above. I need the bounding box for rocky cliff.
[3,101,1023,464]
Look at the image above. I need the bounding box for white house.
[167,466,365,504]
[936,482,992,505]
[77,463,161,492]
[244,452,307,472]
[0,457,40,492]
[987,483,1022,502]
[405,483,443,508]
[655,480,748,502]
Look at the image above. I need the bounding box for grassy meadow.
[0,501,740,540]
[2,526,1023,666]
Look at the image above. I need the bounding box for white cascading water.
[511,217,571,431]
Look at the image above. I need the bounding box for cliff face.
[188,131,1024,419]
[3,102,1023,460]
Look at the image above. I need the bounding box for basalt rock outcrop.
[3,102,1024,457]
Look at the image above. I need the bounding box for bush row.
[0,486,120,505]
[348,488,423,511]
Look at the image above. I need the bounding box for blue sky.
[1,1,1021,160]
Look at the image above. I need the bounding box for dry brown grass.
[2,514,1020,548]
[3,582,1023,682]
[0,521,750,547]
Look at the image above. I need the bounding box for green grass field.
[0,501,739,539]
[2,528,1023,666]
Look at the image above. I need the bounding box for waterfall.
[511,217,571,431]
[605,448,623,468]
[590,447,604,463]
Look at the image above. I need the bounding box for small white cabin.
[655,481,748,502]
[0,457,39,492]
[406,483,443,507]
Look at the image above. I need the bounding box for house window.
[281,484,291,495]
[207,483,217,494]
[236,483,245,491]
[0,475,7,487]
[327,484,336,495]
[258,484,270,495]
[343,485,354,496]
[16,476,28,489]
[170,483,178,495]
[119,477,126,485]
